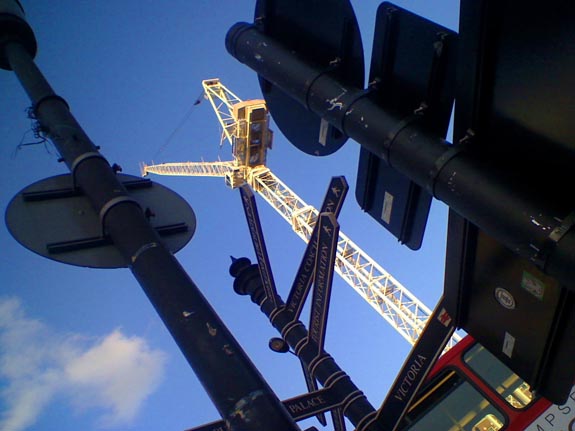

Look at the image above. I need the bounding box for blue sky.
[1,1,459,430]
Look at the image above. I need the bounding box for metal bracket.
[426,129,474,197]
[382,113,423,164]
[70,151,106,189]
[535,211,575,269]
[98,195,140,236]
[33,93,69,116]
[47,222,188,255]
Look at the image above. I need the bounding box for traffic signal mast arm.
[141,78,461,350]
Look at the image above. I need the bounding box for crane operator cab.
[232,99,273,168]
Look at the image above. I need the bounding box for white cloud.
[0,297,167,431]
[65,330,166,426]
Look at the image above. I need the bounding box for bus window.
[463,344,534,409]
[400,370,506,431]
[473,413,503,431]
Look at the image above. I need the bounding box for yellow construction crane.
[142,78,461,350]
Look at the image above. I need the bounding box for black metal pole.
[225,22,575,291]
[230,257,384,431]
[1,5,300,430]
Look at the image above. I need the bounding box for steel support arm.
[3,39,300,431]
[225,23,575,291]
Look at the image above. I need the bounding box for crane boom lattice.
[141,78,461,350]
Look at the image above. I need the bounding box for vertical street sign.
[239,184,280,310]
[285,176,348,321]
[367,297,455,431]
[355,2,457,250]
[304,213,340,359]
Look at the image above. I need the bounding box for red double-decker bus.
[398,336,575,431]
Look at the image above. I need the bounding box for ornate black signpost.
[213,178,455,431]
[0,2,301,430]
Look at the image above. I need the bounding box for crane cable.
[152,89,204,160]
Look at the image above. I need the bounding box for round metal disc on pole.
[252,0,364,156]
[6,173,196,268]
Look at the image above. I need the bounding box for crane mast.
[142,79,461,350]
